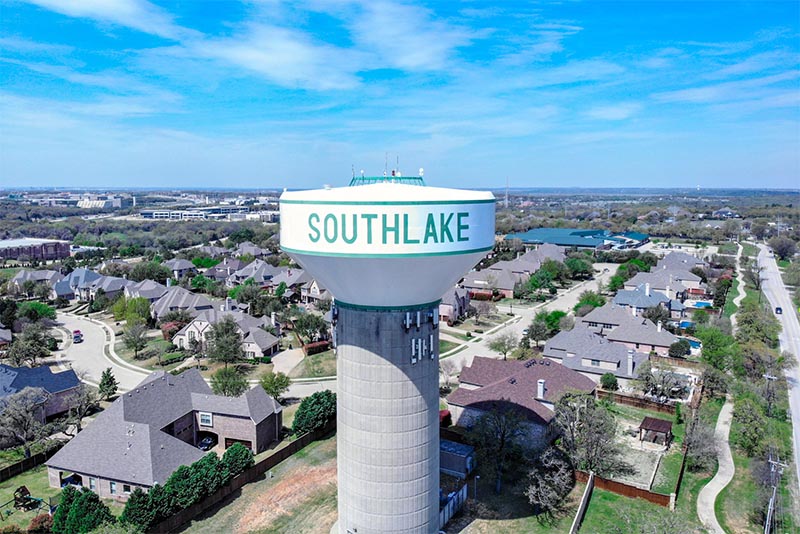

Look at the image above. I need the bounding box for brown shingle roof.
[639,416,672,435]
[448,356,595,425]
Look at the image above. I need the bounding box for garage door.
[224,438,252,451]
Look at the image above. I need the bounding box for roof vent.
[508,377,516,384]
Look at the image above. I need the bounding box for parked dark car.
[198,436,217,451]
[775,307,783,315]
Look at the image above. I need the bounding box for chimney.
[666,284,670,298]
[632,305,637,317]
[224,296,233,311]
[537,379,545,399]
[645,283,650,297]
[657,321,662,332]
[166,278,172,287]
[627,350,634,376]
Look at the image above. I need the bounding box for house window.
[123,484,132,494]
[590,359,600,367]
[199,412,213,427]
[89,478,96,491]
[189,331,196,341]
[110,481,117,495]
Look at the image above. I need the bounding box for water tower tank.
[281,178,495,533]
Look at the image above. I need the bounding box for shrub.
[293,390,336,435]
[52,486,79,534]
[600,373,618,391]
[120,488,153,531]
[64,488,115,534]
[223,442,255,478]
[27,514,53,534]
[303,341,330,355]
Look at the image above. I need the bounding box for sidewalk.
[696,398,735,534]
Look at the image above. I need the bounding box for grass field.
[741,242,759,258]
[723,277,741,317]
[717,243,738,255]
[288,349,336,378]
[440,339,459,353]
[178,434,338,534]
[580,488,676,532]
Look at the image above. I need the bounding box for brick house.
[447,356,595,450]
[46,369,281,500]
[0,364,81,420]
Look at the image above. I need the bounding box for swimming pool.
[692,301,713,308]
[680,337,701,349]
[680,320,695,329]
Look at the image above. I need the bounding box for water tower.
[280,173,495,533]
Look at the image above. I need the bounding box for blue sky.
[1,1,798,190]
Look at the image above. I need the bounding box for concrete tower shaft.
[336,304,440,534]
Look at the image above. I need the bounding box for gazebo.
[639,416,673,445]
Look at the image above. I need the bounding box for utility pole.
[764,450,787,534]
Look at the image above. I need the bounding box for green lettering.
[424,214,439,244]
[457,212,469,242]
[308,213,321,243]
[324,213,338,243]
[402,214,420,244]
[382,213,400,245]
[440,213,454,243]
[341,214,357,244]
[362,213,377,244]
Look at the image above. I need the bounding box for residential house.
[612,283,685,319]
[460,244,565,298]
[10,270,63,294]
[623,270,689,300]
[85,276,134,302]
[268,268,310,300]
[51,268,102,301]
[439,287,470,324]
[712,207,739,219]
[225,259,281,288]
[163,259,197,280]
[0,364,81,420]
[447,356,595,449]
[46,369,282,500]
[196,245,227,258]
[300,278,331,307]
[204,257,248,283]
[0,326,11,350]
[656,251,708,271]
[234,241,270,258]
[579,303,678,355]
[151,286,214,322]
[172,308,280,358]
[543,326,650,387]
[124,280,168,303]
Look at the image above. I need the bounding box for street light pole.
[474,475,480,500]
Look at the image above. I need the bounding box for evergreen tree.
[223,442,255,478]
[120,488,154,531]
[64,488,115,534]
[98,368,119,401]
[52,486,79,534]
[293,390,336,435]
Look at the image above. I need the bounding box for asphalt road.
[55,312,149,392]
[757,244,800,494]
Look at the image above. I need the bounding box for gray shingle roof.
[47,369,280,487]
[125,280,168,301]
[0,364,80,396]
[151,287,213,320]
[613,285,670,309]
[543,326,650,379]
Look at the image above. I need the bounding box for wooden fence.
[439,483,468,529]
[575,470,671,508]
[0,442,64,483]
[596,389,677,415]
[569,471,594,534]
[149,420,336,533]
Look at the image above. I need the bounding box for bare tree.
[525,446,574,518]
[488,332,517,361]
[0,387,54,457]
[65,383,99,435]
[472,300,496,325]
[743,262,764,291]
[554,393,634,477]
[439,358,459,389]
[684,420,717,472]
[528,318,549,348]
[466,404,527,495]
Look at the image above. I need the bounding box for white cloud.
[348,1,473,71]
[586,103,642,121]
[23,0,194,40]
[653,71,800,103]
[709,50,799,79]
[192,24,365,90]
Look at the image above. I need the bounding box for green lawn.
[288,350,336,379]
[0,442,59,471]
[580,488,686,532]
[439,339,459,353]
[114,335,182,371]
[777,259,790,269]
[441,328,472,341]
[0,465,124,530]
[605,403,686,444]
[717,243,738,255]
[723,277,741,317]
[741,243,759,258]
[716,453,759,534]
[651,450,684,495]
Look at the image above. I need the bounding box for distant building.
[163,259,197,280]
[506,228,648,250]
[0,238,71,261]
[439,287,470,324]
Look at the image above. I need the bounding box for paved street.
[757,244,800,494]
[54,312,149,392]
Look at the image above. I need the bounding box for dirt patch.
[236,464,337,533]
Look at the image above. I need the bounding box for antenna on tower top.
[384,152,388,177]
[352,165,355,179]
